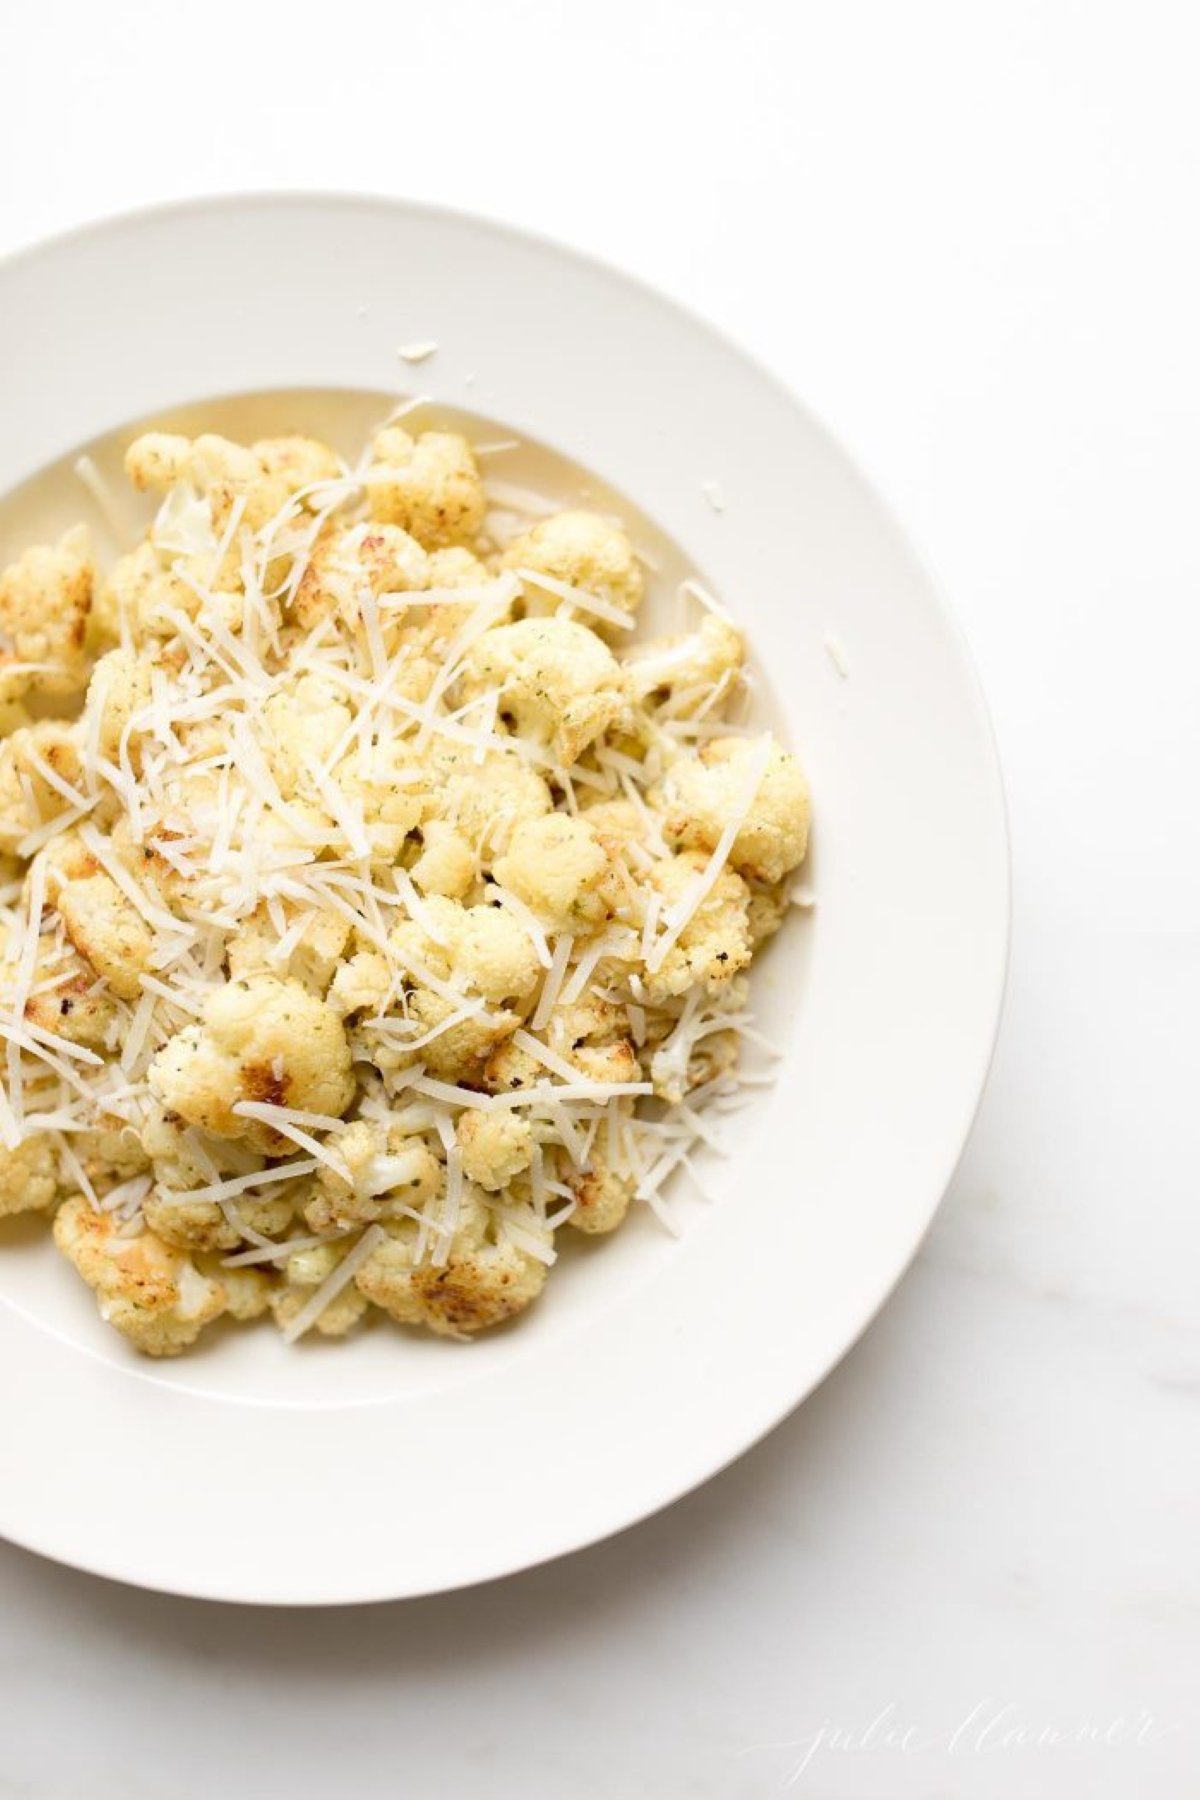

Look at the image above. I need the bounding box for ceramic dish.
[0,195,1008,1602]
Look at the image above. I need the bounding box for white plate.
[0,195,1008,1603]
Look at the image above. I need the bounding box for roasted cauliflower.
[0,415,811,1355]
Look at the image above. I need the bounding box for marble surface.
[1,2,1196,1793]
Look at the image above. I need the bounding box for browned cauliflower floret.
[624,613,744,708]
[365,427,486,548]
[272,1240,371,1338]
[53,1195,225,1356]
[644,852,752,1002]
[7,922,122,1054]
[482,1036,543,1094]
[503,510,644,637]
[656,736,810,884]
[456,1109,533,1190]
[565,1156,634,1234]
[302,1122,441,1232]
[53,870,154,1001]
[492,813,611,931]
[356,1189,546,1336]
[147,975,355,1151]
[139,1103,221,1191]
[409,821,476,898]
[549,994,640,1085]
[0,528,94,701]
[0,1137,59,1217]
[0,721,87,849]
[460,617,627,767]
[227,909,353,997]
[126,431,340,533]
[291,521,430,631]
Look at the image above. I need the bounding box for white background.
[1,2,1196,1795]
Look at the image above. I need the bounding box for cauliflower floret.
[460,617,627,767]
[424,546,489,588]
[148,975,355,1151]
[261,674,353,801]
[198,1258,275,1321]
[139,1102,223,1191]
[503,511,644,637]
[747,880,792,947]
[272,1239,371,1338]
[123,432,192,492]
[93,539,219,645]
[0,703,30,746]
[83,647,153,766]
[365,427,486,548]
[643,851,752,1002]
[624,613,744,708]
[12,931,122,1053]
[657,736,810,885]
[53,870,154,1001]
[456,1109,533,1191]
[492,813,611,931]
[53,1195,225,1356]
[430,749,552,863]
[291,521,430,631]
[302,1122,441,1232]
[126,431,340,534]
[327,949,392,1019]
[143,1188,295,1254]
[252,434,343,499]
[546,994,640,1086]
[649,1011,742,1103]
[0,1137,59,1217]
[565,1156,634,1234]
[0,527,94,701]
[227,908,353,997]
[482,1036,544,1094]
[356,1188,546,1336]
[0,721,87,848]
[445,902,542,1004]
[579,796,649,857]
[74,1113,150,1188]
[139,1104,296,1250]
[409,821,476,898]
[393,897,541,1006]
[400,988,520,1083]
[334,738,429,859]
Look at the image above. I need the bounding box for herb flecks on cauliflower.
[148,975,354,1150]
